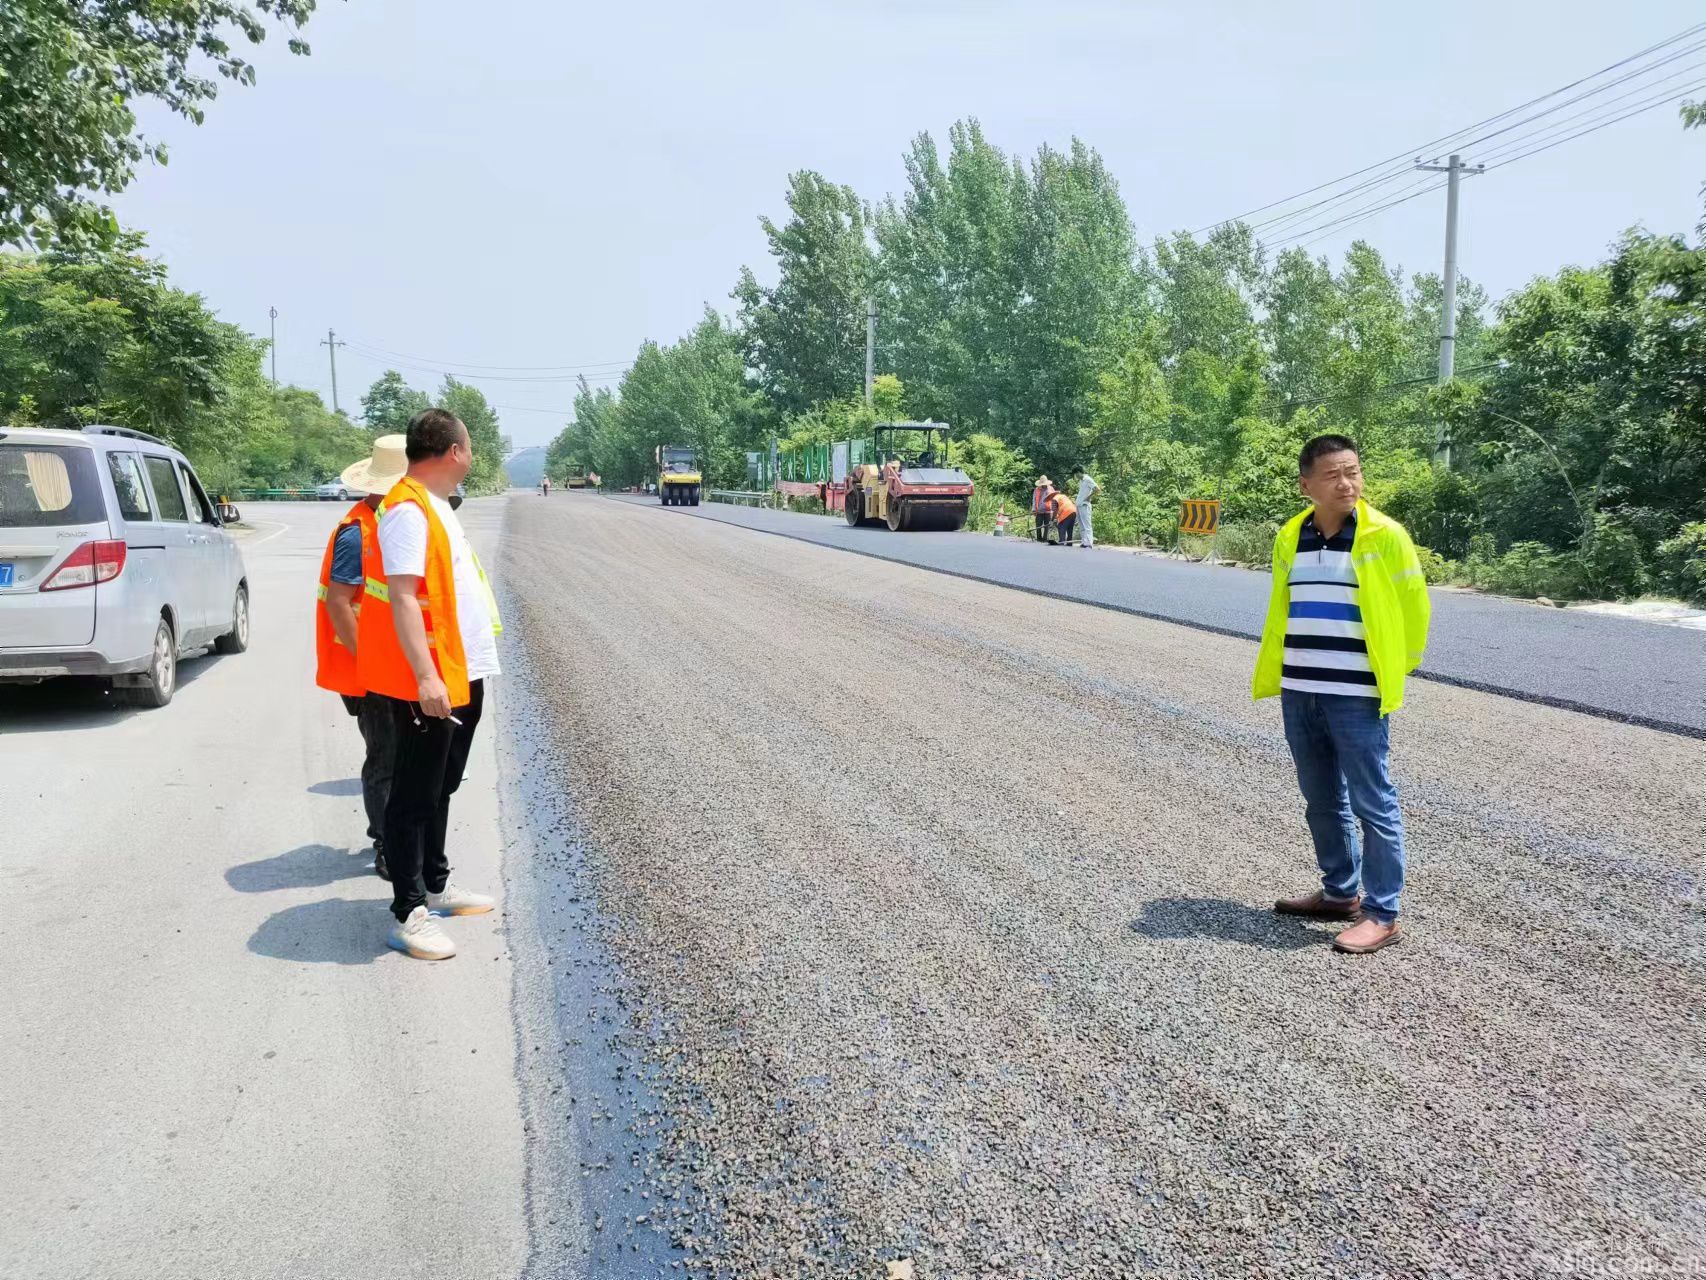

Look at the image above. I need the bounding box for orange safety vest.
[1050,492,1077,522]
[314,501,381,697]
[1032,485,1051,515]
[357,477,472,709]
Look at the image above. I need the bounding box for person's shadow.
[307,777,364,797]
[248,898,392,964]
[1130,897,1326,951]
[225,843,371,893]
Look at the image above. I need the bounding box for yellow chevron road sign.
[1178,498,1220,536]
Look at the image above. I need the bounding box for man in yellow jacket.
[1252,434,1431,954]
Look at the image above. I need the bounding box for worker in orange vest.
[1048,488,1078,546]
[1031,475,1054,543]
[360,408,503,961]
[315,435,408,880]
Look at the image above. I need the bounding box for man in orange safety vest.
[314,435,408,880]
[359,409,503,961]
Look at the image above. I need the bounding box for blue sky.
[112,1,1706,448]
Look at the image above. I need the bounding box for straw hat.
[340,434,408,495]
[1036,474,1051,486]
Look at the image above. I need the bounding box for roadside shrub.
[1466,540,1588,600]
[1655,522,1706,604]
[1087,499,1148,547]
[965,488,1011,533]
[1415,545,1462,585]
[1364,454,1481,559]
[1577,515,1647,599]
[1214,520,1280,566]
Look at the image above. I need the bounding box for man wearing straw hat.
[1031,475,1054,543]
[314,435,408,880]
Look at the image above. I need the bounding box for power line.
[338,337,630,374]
[337,344,628,386]
[1434,40,1706,159]
[1193,21,1706,240]
[1266,176,1448,250]
[1478,80,1706,170]
[1248,45,1706,242]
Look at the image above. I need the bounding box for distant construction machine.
[657,445,702,506]
[843,422,974,532]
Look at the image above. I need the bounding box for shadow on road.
[0,657,220,734]
[227,843,372,893]
[1130,896,1326,951]
[308,777,363,797]
[248,897,392,964]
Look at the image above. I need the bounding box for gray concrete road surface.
[606,493,1706,736]
[0,501,528,1280]
[506,493,1705,1279]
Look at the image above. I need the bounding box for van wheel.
[131,618,178,708]
[214,585,250,655]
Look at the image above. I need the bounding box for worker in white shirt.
[1076,471,1101,549]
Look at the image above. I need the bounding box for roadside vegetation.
[1,2,1700,595]
[550,115,1706,605]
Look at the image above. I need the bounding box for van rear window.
[0,443,105,528]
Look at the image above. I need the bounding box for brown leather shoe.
[1274,889,1362,920]
[1333,917,1403,954]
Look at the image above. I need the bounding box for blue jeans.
[1280,690,1407,923]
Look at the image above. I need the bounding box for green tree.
[875,121,1138,472]
[1,0,320,247]
[1145,225,1261,365]
[0,235,249,449]
[435,377,508,495]
[360,370,432,434]
[734,171,875,415]
[617,308,764,488]
[1260,247,1342,405]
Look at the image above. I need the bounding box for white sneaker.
[426,882,495,916]
[388,906,456,960]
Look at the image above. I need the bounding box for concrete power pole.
[268,307,278,385]
[1415,153,1483,468]
[864,297,876,408]
[320,328,346,414]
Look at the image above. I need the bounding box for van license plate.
[0,563,12,587]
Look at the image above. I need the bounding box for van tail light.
[41,540,127,591]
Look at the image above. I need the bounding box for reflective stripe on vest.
[357,479,471,707]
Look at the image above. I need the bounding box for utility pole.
[268,307,278,385]
[320,327,346,414]
[1415,153,1483,468]
[864,297,876,408]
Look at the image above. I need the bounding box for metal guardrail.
[708,489,772,506]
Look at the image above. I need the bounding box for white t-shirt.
[1077,475,1098,505]
[377,491,501,683]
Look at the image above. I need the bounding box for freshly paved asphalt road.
[0,500,534,1280]
[8,490,1702,1279]
[609,494,1706,736]
[505,492,1705,1278]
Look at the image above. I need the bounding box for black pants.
[342,693,399,849]
[380,679,484,921]
[1056,513,1077,544]
[1034,513,1050,542]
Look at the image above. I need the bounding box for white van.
[0,425,249,707]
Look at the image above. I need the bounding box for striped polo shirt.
[1280,510,1379,699]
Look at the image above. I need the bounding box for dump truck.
[843,422,973,531]
[656,445,702,506]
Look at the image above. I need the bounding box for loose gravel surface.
[608,494,1706,737]
[505,493,1705,1279]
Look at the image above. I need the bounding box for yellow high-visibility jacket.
[1252,499,1432,716]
